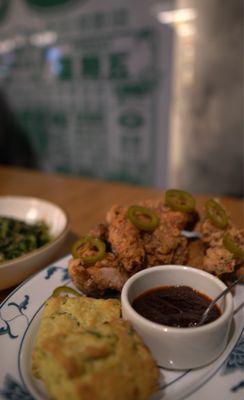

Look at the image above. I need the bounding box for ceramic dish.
[0,196,69,290]
[0,255,243,400]
[121,265,234,369]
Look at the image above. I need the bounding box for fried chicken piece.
[172,236,189,264]
[187,239,205,269]
[203,247,235,275]
[68,254,129,296]
[106,205,145,272]
[139,200,189,266]
[200,219,227,247]
[199,219,244,275]
[140,199,199,231]
[105,200,197,272]
[143,226,188,267]
[227,228,244,265]
[161,207,199,232]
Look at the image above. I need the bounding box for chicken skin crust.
[69,199,200,295]
[69,198,243,294]
[68,254,129,296]
[106,205,146,272]
[139,200,190,267]
[199,219,244,275]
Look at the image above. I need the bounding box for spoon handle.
[197,276,242,327]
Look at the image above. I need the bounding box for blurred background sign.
[0,0,173,186]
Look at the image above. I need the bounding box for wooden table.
[0,165,243,301]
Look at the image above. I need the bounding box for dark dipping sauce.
[132,285,221,328]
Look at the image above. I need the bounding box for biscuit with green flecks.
[32,296,158,400]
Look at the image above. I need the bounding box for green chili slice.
[52,285,81,297]
[165,189,196,212]
[223,233,244,259]
[205,199,228,229]
[71,236,106,264]
[126,205,159,231]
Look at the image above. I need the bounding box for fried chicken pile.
[69,193,244,296]
[200,221,244,276]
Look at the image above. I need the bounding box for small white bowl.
[0,196,69,290]
[121,265,234,370]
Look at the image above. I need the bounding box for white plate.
[0,196,69,290]
[0,255,243,400]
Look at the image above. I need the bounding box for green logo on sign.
[25,0,79,9]
[119,112,144,129]
[116,80,155,99]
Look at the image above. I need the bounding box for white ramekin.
[121,265,234,369]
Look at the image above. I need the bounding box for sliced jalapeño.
[205,199,228,229]
[71,236,106,264]
[126,205,159,232]
[165,189,196,212]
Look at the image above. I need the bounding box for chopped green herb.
[0,216,51,262]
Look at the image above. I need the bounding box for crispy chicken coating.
[199,219,244,275]
[106,205,145,272]
[203,247,235,275]
[139,199,199,231]
[187,239,205,270]
[68,197,242,295]
[140,200,189,266]
[200,219,227,247]
[70,224,129,296]
[143,221,188,267]
[226,228,244,264]
[69,200,197,294]
[68,254,129,296]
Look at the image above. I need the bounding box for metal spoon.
[197,275,243,327]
